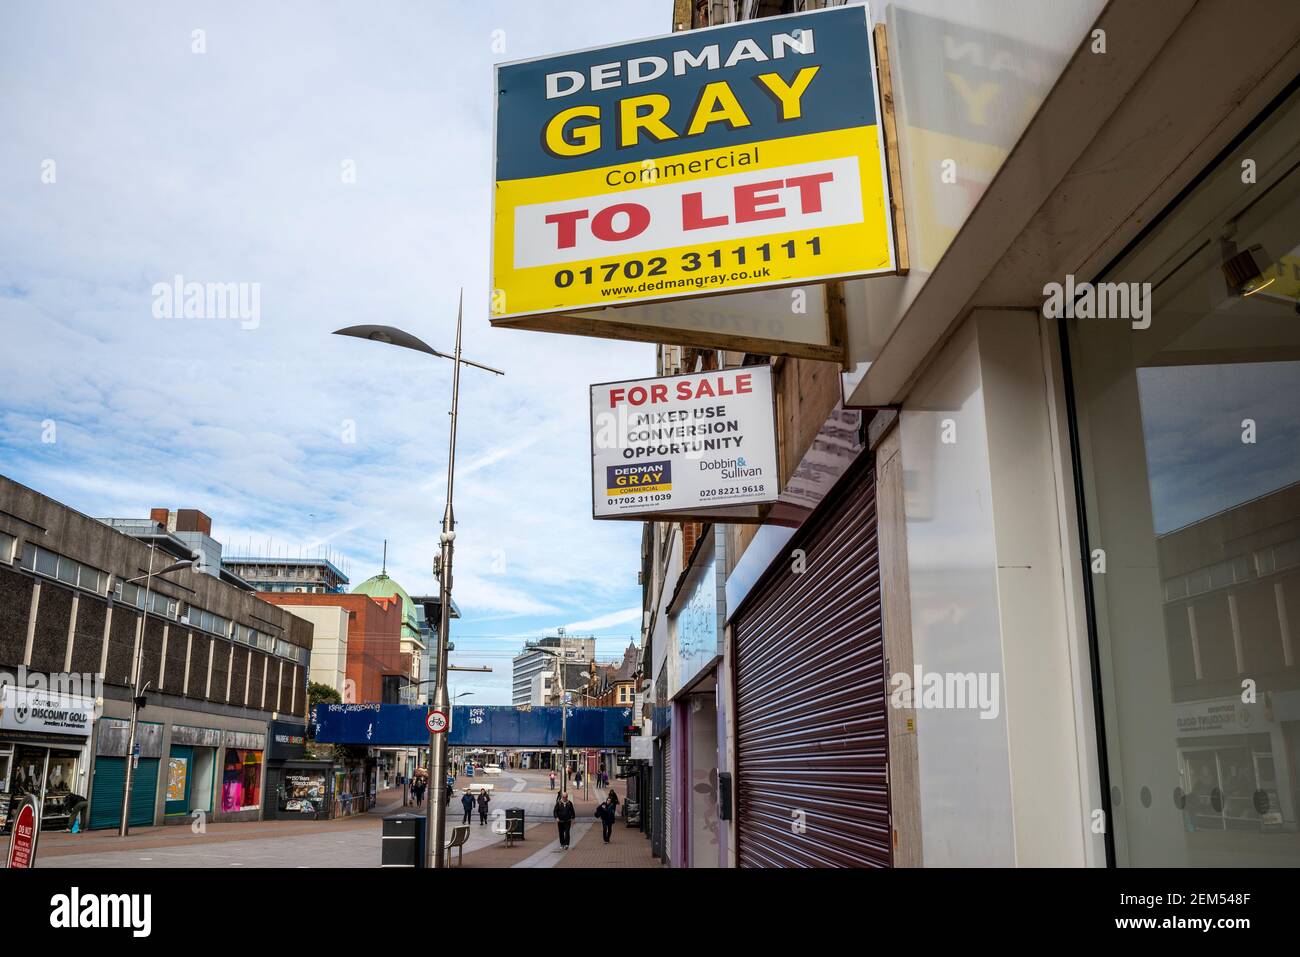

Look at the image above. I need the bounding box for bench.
[444,824,471,866]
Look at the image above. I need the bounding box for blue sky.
[0,1,672,703]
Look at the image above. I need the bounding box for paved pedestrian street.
[33,771,658,869]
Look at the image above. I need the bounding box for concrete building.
[257,592,407,705]
[630,0,1300,869]
[0,475,314,831]
[352,570,425,705]
[220,556,349,595]
[512,631,596,707]
[97,509,253,592]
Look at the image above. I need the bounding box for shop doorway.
[8,745,83,831]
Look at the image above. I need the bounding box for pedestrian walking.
[412,775,426,808]
[477,789,491,826]
[595,798,616,844]
[607,788,620,817]
[460,789,475,824]
[549,770,556,790]
[554,791,576,850]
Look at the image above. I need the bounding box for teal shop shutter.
[89,757,160,829]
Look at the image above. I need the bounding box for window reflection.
[1070,88,1300,866]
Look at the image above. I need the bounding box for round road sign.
[426,710,449,734]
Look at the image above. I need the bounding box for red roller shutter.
[733,455,890,867]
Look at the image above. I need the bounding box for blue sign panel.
[310,704,634,748]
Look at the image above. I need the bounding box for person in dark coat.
[476,789,491,826]
[460,789,475,824]
[606,788,620,816]
[595,799,616,844]
[412,775,426,808]
[554,792,576,849]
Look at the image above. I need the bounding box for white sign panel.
[0,685,95,737]
[590,364,779,518]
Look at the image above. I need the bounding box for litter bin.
[505,807,526,846]
[381,813,426,868]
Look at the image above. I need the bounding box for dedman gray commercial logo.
[50,888,151,937]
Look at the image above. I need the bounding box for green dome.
[352,572,420,640]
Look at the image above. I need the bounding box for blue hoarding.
[310,703,634,748]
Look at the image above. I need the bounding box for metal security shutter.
[89,756,160,829]
[662,730,673,867]
[733,456,890,867]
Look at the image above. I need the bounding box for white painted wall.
[898,310,1098,865]
[280,605,348,695]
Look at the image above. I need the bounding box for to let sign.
[590,364,778,519]
[6,795,39,869]
[491,4,894,324]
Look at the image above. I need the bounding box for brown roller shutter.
[733,455,890,867]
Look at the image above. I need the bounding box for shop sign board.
[1174,696,1271,737]
[0,685,94,737]
[590,364,778,519]
[491,5,894,355]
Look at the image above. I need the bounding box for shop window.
[220,749,262,812]
[1067,87,1300,866]
[279,770,326,817]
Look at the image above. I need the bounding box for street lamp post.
[120,545,195,837]
[333,292,502,869]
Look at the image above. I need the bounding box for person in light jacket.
[554,792,576,849]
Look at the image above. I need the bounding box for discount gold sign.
[491,5,895,321]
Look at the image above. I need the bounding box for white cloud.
[562,607,643,633]
[0,1,671,702]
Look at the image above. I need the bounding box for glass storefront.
[220,748,263,813]
[2,745,82,830]
[1067,87,1300,866]
[278,770,327,817]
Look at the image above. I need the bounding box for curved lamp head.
[332,324,504,376]
[333,324,446,358]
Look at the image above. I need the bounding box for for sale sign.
[590,365,778,519]
[491,4,894,324]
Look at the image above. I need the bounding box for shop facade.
[626,1,1300,868]
[87,703,271,828]
[164,725,220,821]
[0,684,95,831]
[828,0,1300,868]
[264,718,332,820]
[0,476,315,832]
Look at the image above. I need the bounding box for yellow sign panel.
[491,5,894,321]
